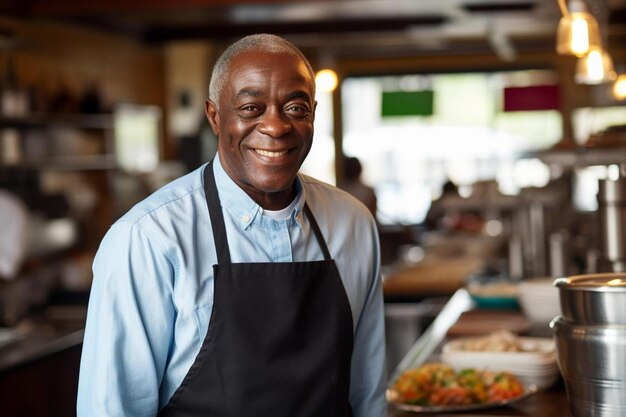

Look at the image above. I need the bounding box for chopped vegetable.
[391,363,525,406]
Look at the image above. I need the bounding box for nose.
[257,108,293,138]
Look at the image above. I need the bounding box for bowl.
[467,281,520,310]
[518,278,560,324]
[555,273,626,325]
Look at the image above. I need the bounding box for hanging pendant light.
[556,0,602,57]
[575,46,617,84]
[613,74,626,101]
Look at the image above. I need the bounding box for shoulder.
[299,173,375,226]
[116,166,206,228]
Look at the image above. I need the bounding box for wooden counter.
[383,256,484,299]
[0,310,85,416]
[386,289,571,417]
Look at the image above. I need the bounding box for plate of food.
[387,362,538,413]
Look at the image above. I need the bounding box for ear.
[205,99,219,136]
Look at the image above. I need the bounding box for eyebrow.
[236,89,264,99]
[235,89,312,102]
[288,91,312,102]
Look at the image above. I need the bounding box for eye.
[285,104,311,118]
[238,104,263,118]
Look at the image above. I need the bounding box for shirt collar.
[212,154,306,230]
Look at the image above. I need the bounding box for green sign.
[381,90,434,116]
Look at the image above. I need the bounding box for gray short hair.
[208,34,316,106]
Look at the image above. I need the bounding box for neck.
[250,187,297,210]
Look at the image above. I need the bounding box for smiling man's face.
[206,49,316,210]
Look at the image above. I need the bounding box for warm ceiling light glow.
[315,69,338,93]
[575,47,617,84]
[556,0,602,57]
[613,74,626,101]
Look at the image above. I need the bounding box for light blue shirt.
[77,155,386,417]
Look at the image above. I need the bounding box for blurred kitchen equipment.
[549,230,569,278]
[0,189,30,280]
[508,234,524,280]
[511,191,558,279]
[597,175,626,272]
[384,300,443,378]
[528,202,547,277]
[551,272,626,417]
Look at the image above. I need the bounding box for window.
[341,70,562,224]
[114,104,162,173]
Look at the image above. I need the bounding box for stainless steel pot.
[554,273,626,324]
[551,316,626,417]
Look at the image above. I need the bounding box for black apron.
[158,161,354,417]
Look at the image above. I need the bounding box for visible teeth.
[255,149,288,157]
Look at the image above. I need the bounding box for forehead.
[224,50,314,96]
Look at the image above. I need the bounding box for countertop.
[383,255,485,299]
[0,305,85,416]
[0,306,85,375]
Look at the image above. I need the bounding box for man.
[77,34,386,417]
[340,156,377,219]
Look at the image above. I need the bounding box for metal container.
[554,273,626,325]
[598,178,626,265]
[551,316,626,417]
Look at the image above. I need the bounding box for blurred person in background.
[77,34,386,417]
[340,156,377,219]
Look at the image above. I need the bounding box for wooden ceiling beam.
[1,0,308,17]
[141,16,448,43]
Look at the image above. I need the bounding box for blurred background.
[0,0,626,414]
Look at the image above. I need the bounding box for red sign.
[503,85,560,112]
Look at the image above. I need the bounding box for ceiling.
[2,0,626,62]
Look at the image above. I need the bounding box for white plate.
[387,383,539,413]
[440,337,560,389]
[442,337,555,357]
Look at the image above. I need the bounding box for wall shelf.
[7,155,118,171]
[0,114,113,130]
[533,147,626,168]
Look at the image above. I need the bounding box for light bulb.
[575,47,617,84]
[556,0,602,57]
[613,75,626,101]
[315,69,338,93]
[570,18,590,55]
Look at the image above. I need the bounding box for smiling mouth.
[254,149,289,158]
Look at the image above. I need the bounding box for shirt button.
[241,214,250,223]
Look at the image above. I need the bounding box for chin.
[250,169,297,189]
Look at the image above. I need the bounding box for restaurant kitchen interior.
[1,0,626,415]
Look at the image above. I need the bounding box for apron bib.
[158,161,354,417]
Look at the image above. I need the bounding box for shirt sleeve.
[77,221,175,417]
[349,219,388,417]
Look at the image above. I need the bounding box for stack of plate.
[440,336,560,390]
[518,278,561,324]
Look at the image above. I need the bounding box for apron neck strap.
[204,160,231,264]
[303,202,331,261]
[204,159,332,264]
